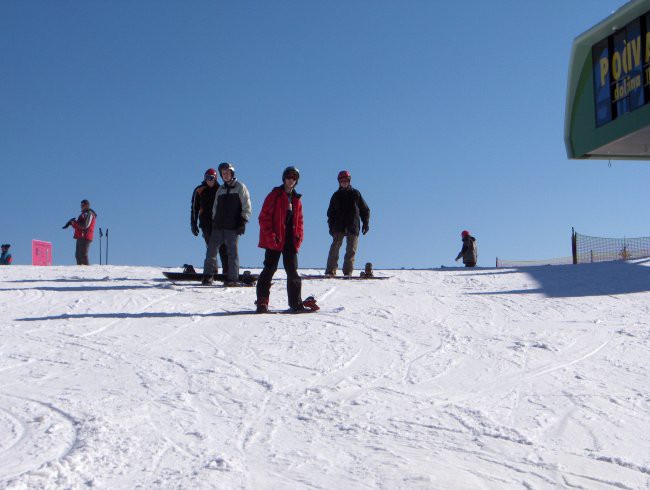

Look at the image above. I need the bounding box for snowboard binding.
[360,262,374,278]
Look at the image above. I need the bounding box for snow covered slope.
[1,262,649,489]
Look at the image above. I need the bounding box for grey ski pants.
[326,232,359,275]
[204,229,239,282]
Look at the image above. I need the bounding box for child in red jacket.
[255,167,316,313]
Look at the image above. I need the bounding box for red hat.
[461,230,470,238]
[205,168,217,177]
[338,170,351,181]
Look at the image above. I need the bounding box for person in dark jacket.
[66,199,97,265]
[255,166,316,313]
[0,244,12,265]
[191,168,228,274]
[455,230,478,267]
[202,162,251,285]
[325,170,370,276]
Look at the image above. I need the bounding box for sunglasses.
[285,174,298,180]
[205,175,216,181]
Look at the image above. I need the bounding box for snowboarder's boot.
[201,274,214,286]
[255,298,269,313]
[289,303,307,313]
[183,264,196,274]
[324,270,336,277]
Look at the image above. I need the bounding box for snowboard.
[221,309,319,315]
[162,270,259,285]
[301,262,388,280]
[301,274,390,280]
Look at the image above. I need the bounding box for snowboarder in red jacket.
[255,166,312,313]
[65,199,97,265]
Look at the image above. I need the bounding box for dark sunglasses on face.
[285,174,298,180]
[205,175,216,181]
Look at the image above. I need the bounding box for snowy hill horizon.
[2,261,650,488]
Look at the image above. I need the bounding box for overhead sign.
[592,11,650,126]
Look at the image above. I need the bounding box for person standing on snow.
[325,170,370,276]
[202,162,252,286]
[455,230,477,267]
[255,166,317,313]
[191,168,228,274]
[0,244,12,265]
[65,199,97,265]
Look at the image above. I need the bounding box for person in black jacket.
[325,170,370,276]
[455,230,478,267]
[191,168,228,274]
[0,244,12,265]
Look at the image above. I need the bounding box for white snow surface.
[1,262,650,489]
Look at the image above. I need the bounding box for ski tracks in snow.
[2,265,650,488]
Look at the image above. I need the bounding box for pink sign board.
[32,240,52,266]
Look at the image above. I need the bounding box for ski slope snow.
[1,262,650,489]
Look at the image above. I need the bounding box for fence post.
[572,227,577,264]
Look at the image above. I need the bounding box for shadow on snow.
[467,260,650,298]
[15,310,263,321]
[0,285,160,293]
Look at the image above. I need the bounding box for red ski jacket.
[72,209,97,241]
[258,186,304,252]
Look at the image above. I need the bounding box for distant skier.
[255,167,317,313]
[191,167,228,274]
[65,199,97,265]
[202,162,252,286]
[0,244,12,265]
[325,170,370,276]
[455,230,477,267]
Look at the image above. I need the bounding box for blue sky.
[2,0,648,269]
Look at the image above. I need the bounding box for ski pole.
[99,228,103,265]
[105,228,109,265]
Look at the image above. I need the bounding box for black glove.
[191,222,199,236]
[237,224,246,235]
[362,224,369,235]
[62,219,74,229]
